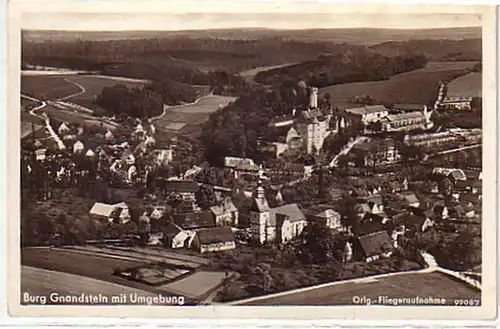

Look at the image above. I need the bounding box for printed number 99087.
[454,299,480,306]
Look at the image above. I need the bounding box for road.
[22,94,66,149]
[58,78,86,101]
[329,136,369,167]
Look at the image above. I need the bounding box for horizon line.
[22,26,482,32]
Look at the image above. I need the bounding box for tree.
[298,221,336,263]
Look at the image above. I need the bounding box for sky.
[20,11,483,31]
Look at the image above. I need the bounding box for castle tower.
[309,87,318,109]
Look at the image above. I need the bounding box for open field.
[21,266,159,304]
[22,74,148,111]
[239,63,299,83]
[154,95,236,136]
[446,72,482,98]
[64,75,148,110]
[319,62,473,109]
[21,248,161,293]
[169,95,236,114]
[238,271,480,306]
[21,76,81,100]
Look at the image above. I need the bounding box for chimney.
[309,87,318,108]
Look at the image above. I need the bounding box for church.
[249,183,308,244]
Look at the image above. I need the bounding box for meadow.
[446,72,482,98]
[319,61,476,109]
[21,74,148,110]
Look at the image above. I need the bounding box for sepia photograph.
[6,1,497,320]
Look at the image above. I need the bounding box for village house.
[165,180,199,201]
[163,221,194,249]
[392,212,434,246]
[356,230,394,263]
[357,195,385,215]
[151,149,174,166]
[250,185,307,244]
[191,227,236,253]
[35,148,47,161]
[395,191,421,208]
[73,140,85,154]
[271,126,303,157]
[209,197,239,227]
[307,208,345,232]
[58,122,71,135]
[224,156,263,179]
[89,201,131,224]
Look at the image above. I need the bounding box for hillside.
[369,38,482,61]
[22,27,481,44]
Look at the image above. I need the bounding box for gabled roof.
[89,202,120,218]
[385,111,425,122]
[356,213,387,236]
[210,197,238,216]
[173,211,215,230]
[345,105,389,116]
[358,230,393,258]
[393,213,426,228]
[315,208,341,219]
[355,203,372,214]
[235,162,261,172]
[196,227,235,244]
[270,203,306,225]
[397,191,420,205]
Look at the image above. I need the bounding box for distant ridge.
[22,27,481,44]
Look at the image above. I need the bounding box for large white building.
[345,105,390,125]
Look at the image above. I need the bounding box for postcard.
[6,0,497,321]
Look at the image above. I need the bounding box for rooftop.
[196,227,235,244]
[345,105,389,116]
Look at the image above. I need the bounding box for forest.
[254,52,429,87]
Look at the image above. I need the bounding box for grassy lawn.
[319,62,473,108]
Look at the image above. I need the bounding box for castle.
[271,87,344,156]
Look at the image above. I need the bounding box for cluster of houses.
[23,119,175,188]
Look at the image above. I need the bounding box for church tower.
[250,182,270,244]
